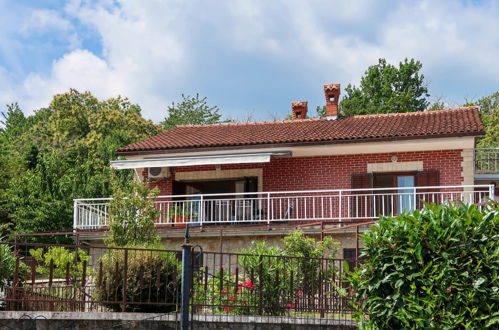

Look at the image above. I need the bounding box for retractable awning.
[110,152,284,170]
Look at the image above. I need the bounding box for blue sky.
[1,0,499,122]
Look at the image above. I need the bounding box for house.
[74,83,496,258]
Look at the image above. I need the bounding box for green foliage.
[29,246,90,279]
[316,105,326,117]
[105,181,161,247]
[193,231,341,316]
[467,91,499,147]
[0,243,25,291]
[0,90,159,241]
[427,100,448,111]
[94,245,180,312]
[282,230,339,258]
[162,93,225,130]
[340,58,429,116]
[352,202,499,329]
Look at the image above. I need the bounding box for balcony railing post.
[338,191,342,221]
[489,184,495,201]
[199,195,204,227]
[267,192,271,224]
[73,200,78,231]
[413,187,417,211]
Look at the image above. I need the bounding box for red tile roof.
[117,107,484,154]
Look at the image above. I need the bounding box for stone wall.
[0,312,356,329]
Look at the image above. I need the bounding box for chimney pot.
[291,101,308,120]
[323,83,341,119]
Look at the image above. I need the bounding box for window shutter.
[351,173,373,189]
[416,170,439,187]
[416,170,440,207]
[351,173,373,219]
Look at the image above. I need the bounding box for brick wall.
[146,150,464,195]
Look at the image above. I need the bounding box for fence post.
[258,255,263,315]
[122,249,128,312]
[181,226,192,330]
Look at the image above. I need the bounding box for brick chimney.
[291,101,308,120]
[324,83,340,119]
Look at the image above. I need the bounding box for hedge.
[352,202,499,329]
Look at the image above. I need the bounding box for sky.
[1,0,499,122]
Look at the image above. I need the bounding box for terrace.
[73,184,494,230]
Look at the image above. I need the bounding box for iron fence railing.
[0,241,181,313]
[189,250,358,326]
[474,148,499,175]
[74,185,494,230]
[0,240,361,326]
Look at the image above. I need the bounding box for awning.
[110,152,279,170]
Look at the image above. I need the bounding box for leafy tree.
[427,100,448,111]
[105,181,161,247]
[468,92,499,147]
[162,93,225,129]
[0,104,29,232]
[340,58,429,116]
[316,105,326,117]
[2,90,160,240]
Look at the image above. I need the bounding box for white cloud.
[20,9,73,35]
[1,0,499,120]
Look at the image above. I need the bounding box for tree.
[340,58,429,116]
[468,92,499,147]
[0,104,30,233]
[162,93,225,129]
[427,99,448,111]
[3,90,160,240]
[105,181,160,247]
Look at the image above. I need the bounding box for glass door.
[397,176,415,213]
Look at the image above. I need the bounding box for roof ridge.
[176,117,326,128]
[176,106,479,128]
[350,106,479,119]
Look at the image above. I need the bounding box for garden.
[0,181,497,329]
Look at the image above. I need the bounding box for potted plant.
[168,202,198,227]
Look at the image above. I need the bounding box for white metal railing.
[73,185,494,230]
[475,148,499,174]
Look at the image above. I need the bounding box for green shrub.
[29,246,90,279]
[193,231,341,316]
[352,202,499,329]
[94,245,181,312]
[0,243,25,291]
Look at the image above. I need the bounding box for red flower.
[239,279,255,289]
[287,303,295,309]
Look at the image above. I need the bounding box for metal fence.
[0,241,181,313]
[189,250,358,327]
[0,239,360,327]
